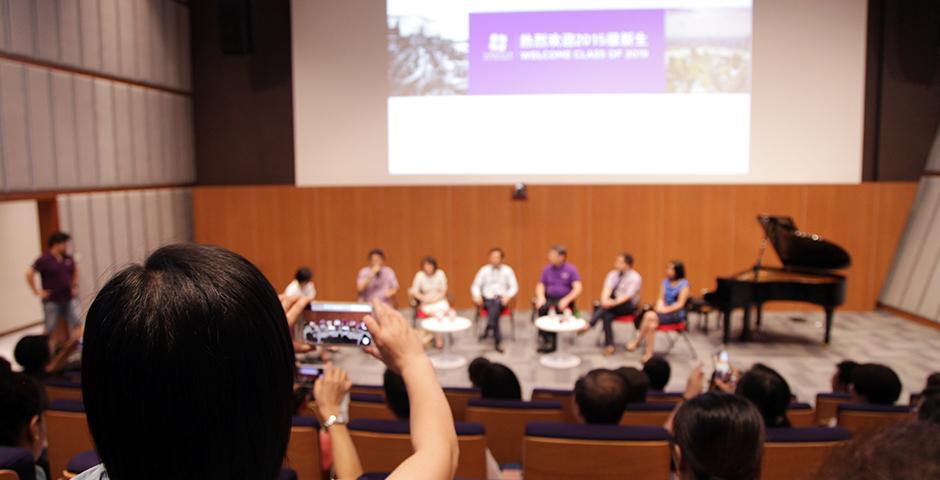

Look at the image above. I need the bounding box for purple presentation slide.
[468,10,666,95]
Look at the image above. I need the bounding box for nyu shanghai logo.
[483,32,513,61]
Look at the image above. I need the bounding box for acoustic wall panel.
[0,61,31,190]
[72,75,98,187]
[7,0,34,55]
[57,187,193,302]
[98,0,120,75]
[25,67,55,189]
[177,5,191,91]
[78,0,101,71]
[130,86,150,185]
[133,0,153,82]
[93,78,117,185]
[35,0,59,61]
[112,84,134,185]
[880,177,940,324]
[56,0,82,66]
[50,71,78,188]
[116,0,137,79]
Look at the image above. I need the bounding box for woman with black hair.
[0,372,49,480]
[409,256,450,317]
[479,363,522,400]
[733,364,793,428]
[671,392,765,480]
[627,260,690,362]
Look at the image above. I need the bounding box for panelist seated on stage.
[534,245,583,354]
[471,247,519,353]
[356,249,399,305]
[627,260,690,363]
[581,253,642,356]
[408,256,450,316]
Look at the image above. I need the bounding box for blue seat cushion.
[531,388,572,397]
[625,402,675,411]
[525,422,670,441]
[49,398,85,412]
[349,418,484,436]
[0,446,36,480]
[291,415,320,428]
[43,376,82,389]
[766,427,852,443]
[837,403,911,413]
[817,392,852,400]
[443,386,480,394]
[350,393,385,403]
[66,450,100,474]
[468,398,562,409]
[788,402,812,410]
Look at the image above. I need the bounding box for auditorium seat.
[0,447,34,480]
[836,404,913,434]
[762,427,852,480]
[465,398,565,465]
[349,384,384,396]
[815,392,851,426]
[43,377,83,403]
[646,391,685,404]
[45,399,93,480]
[443,387,480,421]
[530,388,577,422]
[348,419,487,480]
[61,450,299,480]
[285,416,321,480]
[348,393,396,421]
[786,402,815,427]
[619,402,675,427]
[523,422,671,480]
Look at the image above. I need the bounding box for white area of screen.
[292,0,867,185]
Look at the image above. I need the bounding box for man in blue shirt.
[534,245,583,353]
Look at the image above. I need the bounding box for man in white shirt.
[471,248,518,353]
[283,266,316,300]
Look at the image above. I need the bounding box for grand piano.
[704,215,850,344]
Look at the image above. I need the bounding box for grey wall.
[57,187,192,307]
[0,0,193,193]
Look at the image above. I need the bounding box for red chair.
[656,321,697,359]
[473,299,516,341]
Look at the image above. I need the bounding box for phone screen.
[303,302,374,347]
[713,350,732,383]
[296,364,323,387]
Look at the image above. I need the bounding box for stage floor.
[1,310,937,405]
[330,309,940,405]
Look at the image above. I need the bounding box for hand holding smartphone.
[713,349,733,383]
[303,302,375,347]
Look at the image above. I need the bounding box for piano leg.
[722,309,732,344]
[824,306,834,344]
[756,304,763,330]
[740,306,752,342]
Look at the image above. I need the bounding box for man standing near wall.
[25,232,82,347]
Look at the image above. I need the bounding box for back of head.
[295,266,312,283]
[0,372,47,451]
[850,363,902,405]
[467,357,491,389]
[926,372,940,390]
[383,369,410,420]
[918,387,940,425]
[479,363,522,400]
[673,392,765,480]
[13,335,50,376]
[615,366,650,403]
[833,360,858,392]
[735,364,792,428]
[574,369,628,425]
[818,421,940,480]
[82,244,295,480]
[642,357,671,391]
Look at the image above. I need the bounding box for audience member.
[574,369,629,425]
[74,244,458,480]
[383,369,410,420]
[830,360,858,393]
[917,387,939,425]
[583,253,642,355]
[479,363,522,400]
[628,260,689,363]
[356,249,399,305]
[283,266,316,300]
[817,421,940,479]
[25,231,82,348]
[614,366,650,404]
[734,364,792,428]
[0,372,48,479]
[534,245,583,353]
[409,256,450,316]
[849,363,902,405]
[467,357,491,389]
[311,365,363,479]
[925,372,940,390]
[471,248,519,353]
[13,334,80,381]
[670,392,765,480]
[643,356,672,391]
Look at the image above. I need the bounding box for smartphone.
[713,349,732,383]
[303,302,374,347]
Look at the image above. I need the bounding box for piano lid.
[758,215,851,270]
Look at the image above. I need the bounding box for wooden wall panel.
[193,183,918,311]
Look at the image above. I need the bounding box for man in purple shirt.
[356,248,399,305]
[534,245,583,353]
[25,232,82,346]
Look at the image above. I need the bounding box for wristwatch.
[322,414,348,430]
